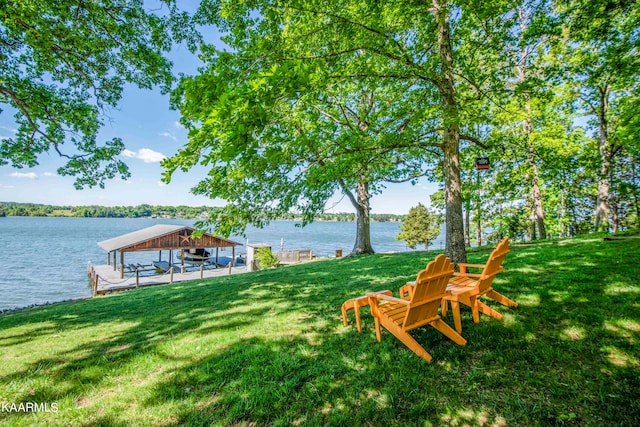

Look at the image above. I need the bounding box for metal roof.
[97,224,242,253]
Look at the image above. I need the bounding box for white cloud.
[157,181,167,187]
[138,148,166,163]
[159,132,177,141]
[121,149,137,158]
[0,125,17,134]
[0,184,16,189]
[121,148,166,163]
[10,172,38,179]
[173,121,184,129]
[43,172,58,177]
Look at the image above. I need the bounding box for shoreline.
[0,296,93,315]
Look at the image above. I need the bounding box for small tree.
[255,248,280,270]
[396,204,443,251]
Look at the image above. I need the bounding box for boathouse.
[97,224,242,278]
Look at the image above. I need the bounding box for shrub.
[255,247,280,269]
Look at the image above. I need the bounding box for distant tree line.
[0,202,217,219]
[0,202,404,222]
[281,212,404,223]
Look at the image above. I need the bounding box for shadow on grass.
[487,238,640,424]
[0,238,638,425]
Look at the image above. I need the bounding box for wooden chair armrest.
[399,282,415,300]
[458,262,486,273]
[366,292,409,305]
[458,263,486,269]
[453,272,483,278]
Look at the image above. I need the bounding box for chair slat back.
[404,254,454,329]
[478,238,510,293]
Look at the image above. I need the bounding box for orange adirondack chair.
[367,254,466,362]
[441,238,517,333]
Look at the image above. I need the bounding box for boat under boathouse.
[97,224,243,279]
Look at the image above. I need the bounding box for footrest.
[341,290,392,332]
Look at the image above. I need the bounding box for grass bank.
[0,235,638,426]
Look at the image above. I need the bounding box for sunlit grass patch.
[604,319,640,344]
[604,282,639,295]
[440,406,507,427]
[509,265,541,274]
[516,293,541,306]
[560,325,586,341]
[603,345,639,368]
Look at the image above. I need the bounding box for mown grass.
[0,234,638,426]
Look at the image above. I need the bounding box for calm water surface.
[0,217,444,310]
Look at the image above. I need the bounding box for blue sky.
[0,8,439,215]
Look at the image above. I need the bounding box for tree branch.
[310,104,350,126]
[386,170,430,183]
[459,134,489,149]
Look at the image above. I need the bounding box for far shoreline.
[0,202,406,222]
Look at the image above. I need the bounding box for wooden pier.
[89,224,317,297]
[88,263,248,296]
[90,224,246,295]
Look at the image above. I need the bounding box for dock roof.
[97,224,242,253]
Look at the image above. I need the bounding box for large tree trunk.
[433,0,467,264]
[595,84,611,232]
[464,204,471,247]
[526,110,546,239]
[610,191,619,232]
[442,139,466,263]
[344,180,374,255]
[560,185,567,237]
[529,144,546,239]
[497,203,504,241]
[518,7,546,240]
[530,202,537,241]
[633,161,640,226]
[476,171,482,247]
[476,207,482,247]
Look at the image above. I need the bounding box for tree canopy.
[163,4,445,253]
[0,0,197,188]
[164,0,530,262]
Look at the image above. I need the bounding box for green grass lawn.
[1,235,638,426]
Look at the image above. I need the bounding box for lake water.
[0,217,445,311]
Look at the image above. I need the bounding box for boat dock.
[90,224,246,295]
[88,263,248,295]
[89,224,319,296]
